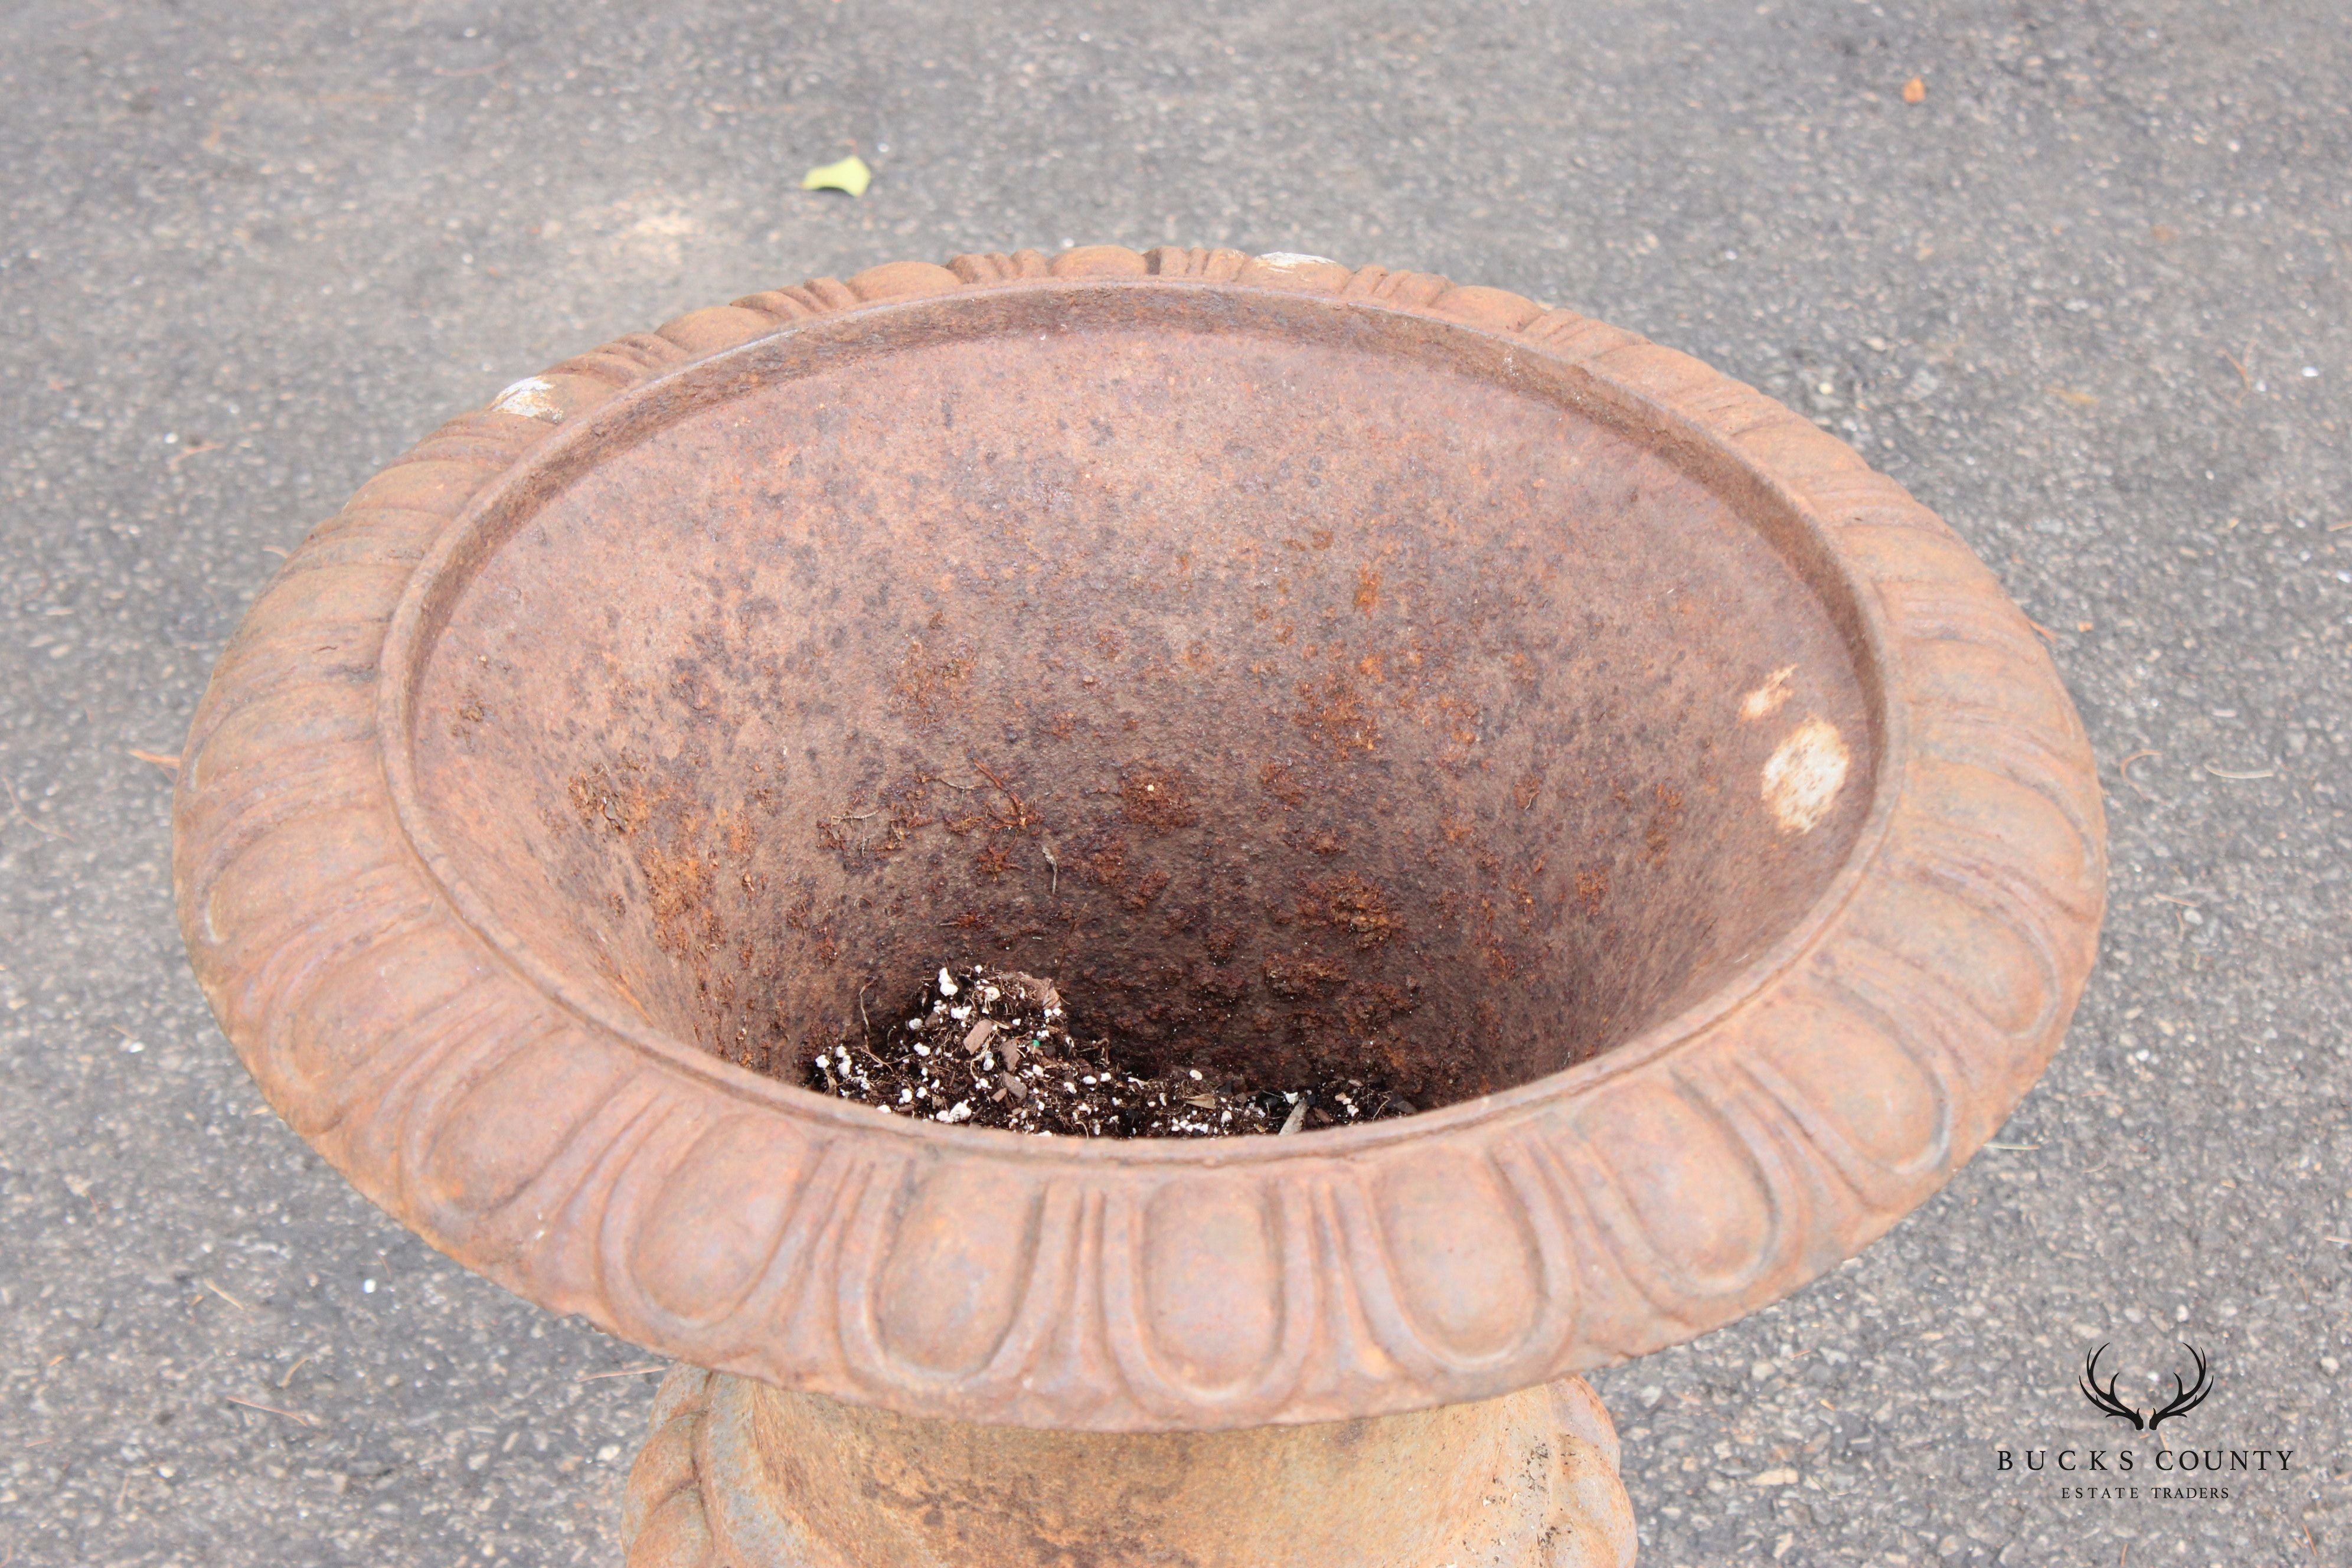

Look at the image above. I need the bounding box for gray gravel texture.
[2,1,2347,1564]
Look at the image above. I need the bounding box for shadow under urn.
[172,247,2105,1567]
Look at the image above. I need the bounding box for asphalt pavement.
[2,2,2346,1564]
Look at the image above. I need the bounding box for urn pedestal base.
[623,1369,1637,1568]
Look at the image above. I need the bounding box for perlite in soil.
[807,962,1410,1138]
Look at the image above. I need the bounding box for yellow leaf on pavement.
[801,155,873,198]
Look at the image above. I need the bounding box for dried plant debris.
[808,963,1410,1138]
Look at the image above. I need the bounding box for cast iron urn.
[173,246,2105,1566]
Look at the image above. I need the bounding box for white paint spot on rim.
[491,376,563,423]
[1740,664,1798,721]
[1255,251,1339,270]
[1762,717,1849,834]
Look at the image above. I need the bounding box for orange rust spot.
[1119,763,1198,831]
[567,765,747,957]
[1121,868,1171,910]
[567,762,654,838]
[1300,873,1406,948]
[1505,872,1540,926]
[1264,952,1349,996]
[1574,867,1610,916]
[1354,563,1381,612]
[1293,672,1378,759]
[1257,760,1307,808]
[1645,783,1685,864]
[1430,694,1481,762]
[1081,839,1128,889]
[1358,981,1417,1028]
[889,638,974,727]
[638,841,715,958]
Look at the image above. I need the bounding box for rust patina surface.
[626,1366,1636,1567]
[173,249,2105,1459]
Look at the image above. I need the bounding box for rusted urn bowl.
[174,246,2104,1566]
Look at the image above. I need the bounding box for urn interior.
[393,285,1881,1113]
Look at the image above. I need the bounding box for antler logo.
[2078,1342,2214,1431]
